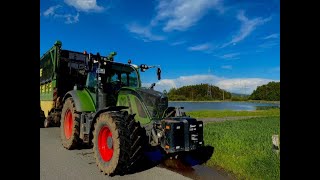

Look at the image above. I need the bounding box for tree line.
[167,81,280,101]
[249,81,280,101]
[167,84,232,101]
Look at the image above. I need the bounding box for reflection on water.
[168,102,280,111]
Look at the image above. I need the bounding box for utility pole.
[191,90,194,101]
[244,83,247,95]
[239,80,243,97]
[207,84,212,97]
[222,90,224,101]
[244,82,250,96]
[207,67,212,98]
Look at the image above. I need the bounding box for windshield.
[87,63,139,91]
[107,64,139,87]
[136,88,168,119]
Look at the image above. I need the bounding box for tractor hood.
[117,87,168,121]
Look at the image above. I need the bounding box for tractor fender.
[89,106,129,142]
[91,106,129,126]
[62,90,96,112]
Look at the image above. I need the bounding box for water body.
[168,101,280,111]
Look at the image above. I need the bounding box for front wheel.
[92,111,146,175]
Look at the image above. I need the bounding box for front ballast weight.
[160,117,204,153]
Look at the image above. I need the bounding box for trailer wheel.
[44,118,50,128]
[60,97,81,149]
[40,108,45,128]
[93,111,146,175]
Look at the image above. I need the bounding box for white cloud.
[64,0,103,12]
[61,13,80,24]
[259,41,279,49]
[149,74,278,94]
[154,74,222,92]
[43,5,62,16]
[216,78,278,94]
[188,43,212,51]
[170,40,186,46]
[126,23,166,42]
[219,52,240,59]
[221,65,232,69]
[222,10,271,48]
[152,0,223,32]
[263,33,279,39]
[43,5,79,24]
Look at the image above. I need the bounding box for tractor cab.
[86,62,140,92]
[84,53,142,109]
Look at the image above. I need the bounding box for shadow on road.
[123,147,165,175]
[125,145,215,177]
[158,146,229,180]
[180,145,215,166]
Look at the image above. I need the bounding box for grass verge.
[187,109,280,118]
[203,116,280,179]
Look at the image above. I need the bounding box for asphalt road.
[40,127,229,180]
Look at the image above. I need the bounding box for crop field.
[203,116,280,180]
[187,108,280,118]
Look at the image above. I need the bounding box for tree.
[167,84,233,101]
[249,81,280,101]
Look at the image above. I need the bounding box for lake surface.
[168,101,280,111]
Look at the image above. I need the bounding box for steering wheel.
[109,80,124,94]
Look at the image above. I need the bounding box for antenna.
[222,89,224,101]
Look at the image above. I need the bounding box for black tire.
[44,118,50,128]
[40,108,45,128]
[60,97,81,149]
[92,111,146,175]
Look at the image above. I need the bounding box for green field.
[203,116,280,180]
[187,108,280,118]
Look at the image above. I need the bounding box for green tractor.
[40,41,204,175]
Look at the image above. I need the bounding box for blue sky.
[40,0,280,94]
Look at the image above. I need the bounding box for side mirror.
[157,68,161,80]
[140,64,148,72]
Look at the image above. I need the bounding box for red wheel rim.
[64,109,73,139]
[98,126,114,162]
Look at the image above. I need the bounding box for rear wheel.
[93,111,146,175]
[60,97,81,149]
